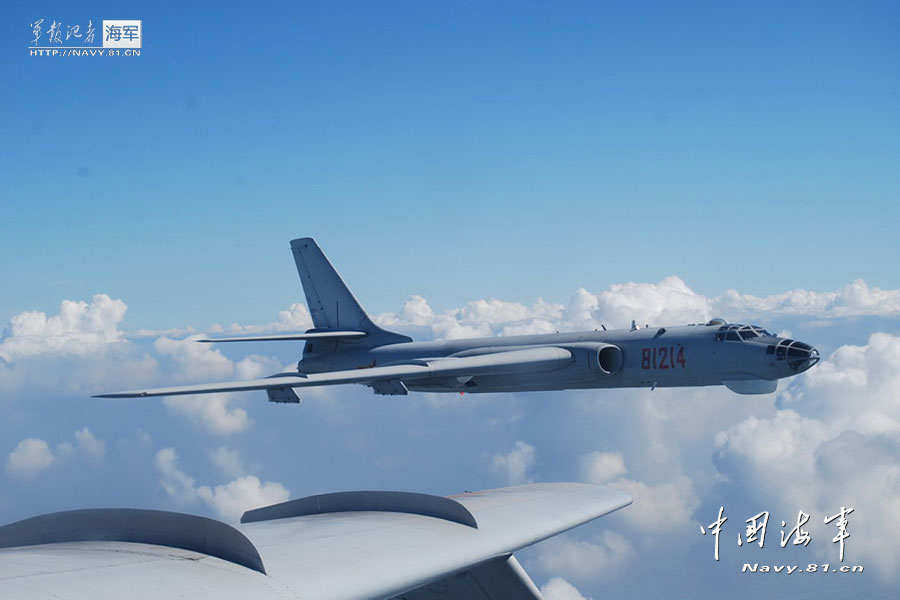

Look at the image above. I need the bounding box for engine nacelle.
[564,343,623,377]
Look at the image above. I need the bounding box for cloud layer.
[373,278,900,341]
[0,295,127,362]
[6,428,107,478]
[3,278,900,596]
[154,447,289,522]
[6,439,55,477]
[714,332,900,574]
[489,440,536,485]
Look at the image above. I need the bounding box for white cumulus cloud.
[373,277,710,338]
[593,276,712,329]
[153,340,283,435]
[74,427,106,465]
[716,279,900,318]
[489,440,536,485]
[578,451,627,484]
[535,531,635,581]
[154,446,199,504]
[223,303,314,334]
[209,446,247,479]
[163,394,252,435]
[365,279,900,343]
[6,428,109,477]
[713,410,827,509]
[197,476,290,522]
[6,438,56,477]
[234,354,286,380]
[578,450,697,533]
[397,295,435,326]
[153,335,233,382]
[611,475,697,533]
[0,295,127,362]
[154,447,289,522]
[541,577,590,600]
[713,333,900,578]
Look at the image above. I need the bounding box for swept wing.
[94,346,573,398]
[0,482,631,600]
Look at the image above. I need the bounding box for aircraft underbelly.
[405,361,723,394]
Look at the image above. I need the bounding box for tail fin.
[290,238,412,347]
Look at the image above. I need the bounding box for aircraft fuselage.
[95,239,820,400]
[298,322,819,395]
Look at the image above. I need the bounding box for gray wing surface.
[244,483,630,599]
[197,330,368,343]
[94,347,573,398]
[0,483,631,600]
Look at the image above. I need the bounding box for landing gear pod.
[266,387,301,403]
[722,379,777,395]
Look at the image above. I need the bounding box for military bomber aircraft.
[96,238,820,402]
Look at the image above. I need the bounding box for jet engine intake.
[564,343,623,377]
[598,345,623,374]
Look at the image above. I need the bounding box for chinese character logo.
[102,20,141,48]
[701,506,856,563]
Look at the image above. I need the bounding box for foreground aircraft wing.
[0,483,630,600]
[94,346,573,398]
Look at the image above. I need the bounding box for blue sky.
[2,1,899,329]
[2,2,900,598]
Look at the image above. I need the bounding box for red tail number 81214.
[641,346,686,370]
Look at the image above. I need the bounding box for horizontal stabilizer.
[198,330,367,343]
[93,347,574,399]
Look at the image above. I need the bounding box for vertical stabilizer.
[290,238,411,347]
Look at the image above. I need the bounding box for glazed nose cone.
[789,344,820,373]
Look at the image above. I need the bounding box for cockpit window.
[715,323,773,342]
[738,325,773,339]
